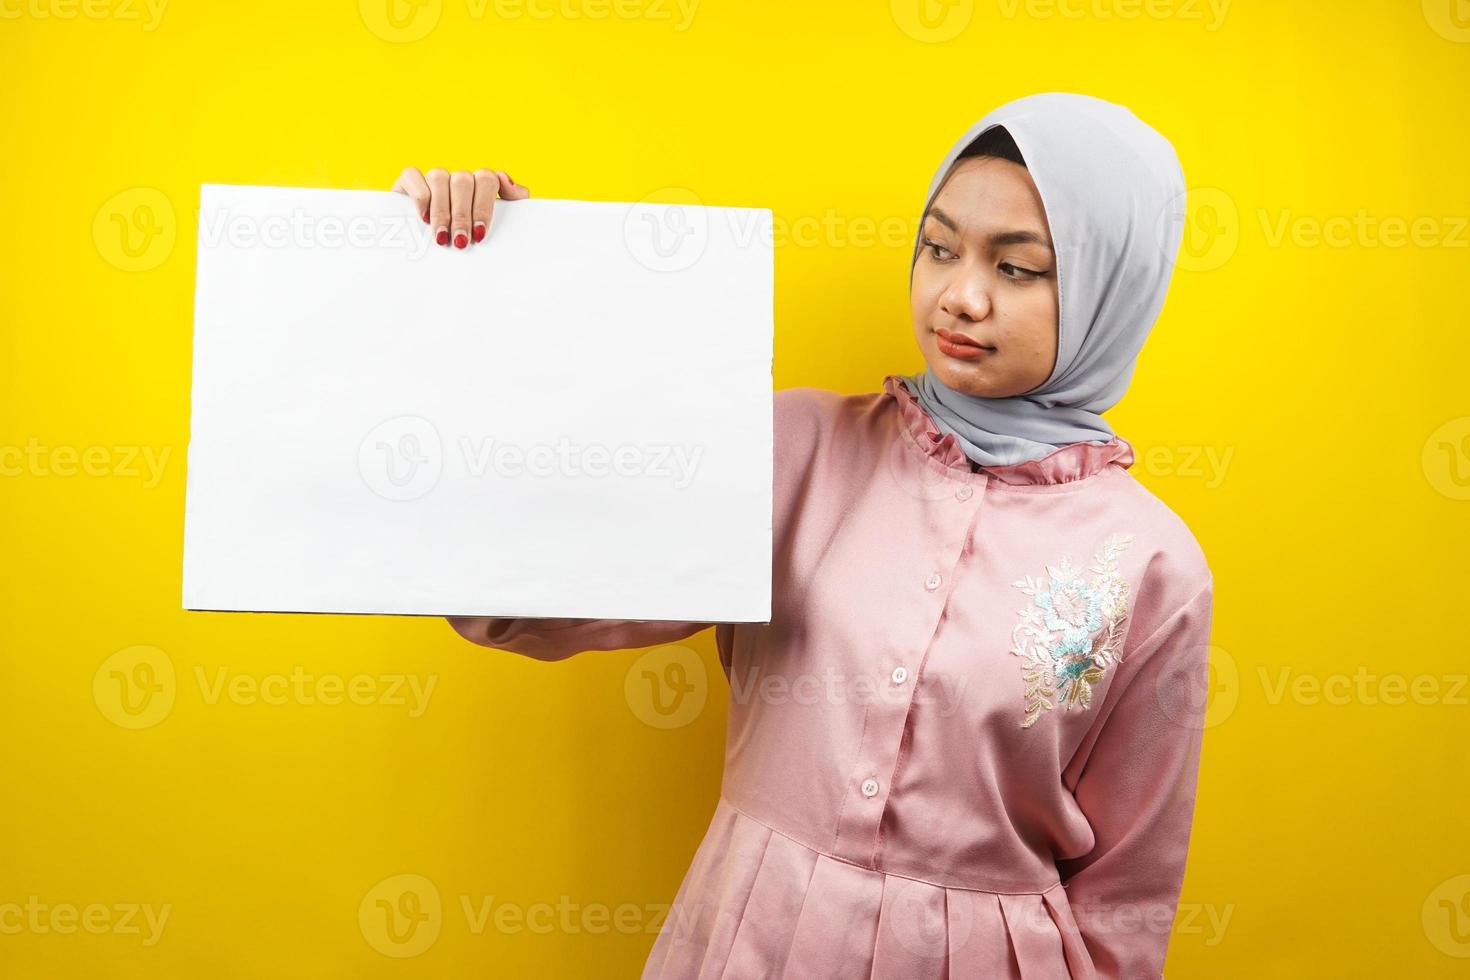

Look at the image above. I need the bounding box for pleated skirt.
[641,797,1096,979]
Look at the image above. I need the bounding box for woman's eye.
[922,239,953,261]
[1000,262,1045,280]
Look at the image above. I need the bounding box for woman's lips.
[935,328,994,360]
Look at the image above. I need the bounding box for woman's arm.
[442,386,827,662]
[404,141,829,668]
[444,616,713,662]
[390,164,719,659]
[1056,576,1215,978]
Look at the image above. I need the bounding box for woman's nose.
[938,274,991,323]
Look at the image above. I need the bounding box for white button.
[924,572,942,591]
[891,665,908,685]
[956,484,974,501]
[860,777,879,798]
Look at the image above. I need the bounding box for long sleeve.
[1056,576,1215,978]
[444,387,830,664]
[444,615,713,662]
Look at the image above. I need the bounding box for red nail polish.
[472,224,486,243]
[436,229,449,246]
[422,209,429,223]
[454,233,468,249]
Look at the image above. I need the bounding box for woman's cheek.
[911,275,941,324]
[909,286,933,328]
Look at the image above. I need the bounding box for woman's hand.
[390,167,531,249]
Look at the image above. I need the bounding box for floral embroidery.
[1009,533,1133,728]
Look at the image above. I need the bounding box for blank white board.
[183,183,773,620]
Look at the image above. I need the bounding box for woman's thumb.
[497,170,530,200]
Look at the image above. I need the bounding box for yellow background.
[3,0,1469,976]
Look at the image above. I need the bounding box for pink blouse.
[448,374,1215,979]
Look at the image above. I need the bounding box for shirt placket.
[829,469,990,868]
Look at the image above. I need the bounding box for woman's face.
[910,155,1059,398]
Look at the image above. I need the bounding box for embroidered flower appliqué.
[1010,533,1134,728]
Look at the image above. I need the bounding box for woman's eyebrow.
[924,207,1053,251]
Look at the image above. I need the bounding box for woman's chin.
[927,357,1003,398]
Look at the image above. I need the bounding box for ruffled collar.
[882,374,1134,487]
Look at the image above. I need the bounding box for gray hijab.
[904,92,1186,467]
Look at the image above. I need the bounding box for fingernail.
[454,233,468,249]
[422,209,430,223]
[436,229,449,246]
[472,223,486,243]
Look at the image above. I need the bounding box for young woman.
[404,91,1214,979]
